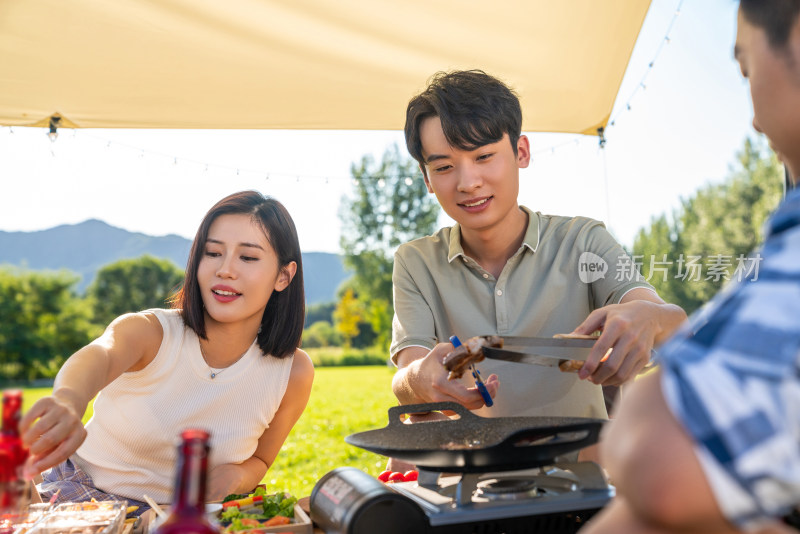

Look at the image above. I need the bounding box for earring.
[258,325,262,334]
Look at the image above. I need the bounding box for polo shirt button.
[496,289,503,296]
[483,273,489,279]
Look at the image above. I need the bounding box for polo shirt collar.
[520,206,541,253]
[447,206,541,263]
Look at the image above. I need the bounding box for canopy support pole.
[598,127,611,229]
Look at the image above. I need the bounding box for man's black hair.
[740,0,800,49]
[404,70,522,170]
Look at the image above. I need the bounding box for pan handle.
[500,422,602,452]
[386,402,479,427]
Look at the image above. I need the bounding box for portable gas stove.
[311,462,613,534]
[312,401,615,534]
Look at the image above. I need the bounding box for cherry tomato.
[388,472,405,483]
[377,470,392,482]
[403,470,418,482]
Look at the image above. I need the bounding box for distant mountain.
[0,220,350,304]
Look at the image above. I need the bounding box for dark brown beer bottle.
[153,429,218,534]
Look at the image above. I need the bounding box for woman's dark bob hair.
[172,190,304,359]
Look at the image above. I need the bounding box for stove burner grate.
[476,478,541,501]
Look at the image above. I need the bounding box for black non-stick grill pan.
[345,402,605,473]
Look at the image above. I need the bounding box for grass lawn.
[20,365,398,499]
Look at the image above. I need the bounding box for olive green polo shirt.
[391,206,654,419]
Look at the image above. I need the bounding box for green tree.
[0,268,99,381]
[301,321,342,348]
[339,145,440,348]
[634,137,784,314]
[333,288,362,348]
[304,302,335,328]
[334,281,379,349]
[87,255,184,326]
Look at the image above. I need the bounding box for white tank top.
[74,309,293,504]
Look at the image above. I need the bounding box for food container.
[6,503,52,534]
[217,504,311,534]
[26,501,126,534]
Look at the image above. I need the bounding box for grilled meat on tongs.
[442,335,503,380]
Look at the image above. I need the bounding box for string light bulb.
[47,116,61,142]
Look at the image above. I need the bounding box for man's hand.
[571,289,687,386]
[392,343,499,410]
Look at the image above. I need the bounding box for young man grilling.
[390,70,686,423]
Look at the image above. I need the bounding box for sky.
[0,0,755,255]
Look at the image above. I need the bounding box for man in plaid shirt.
[584,1,800,533]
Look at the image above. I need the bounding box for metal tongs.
[449,335,493,407]
[481,336,657,370]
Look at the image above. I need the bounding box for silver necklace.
[199,341,249,379]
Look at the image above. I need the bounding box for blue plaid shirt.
[660,187,800,531]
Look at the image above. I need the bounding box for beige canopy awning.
[0,0,650,134]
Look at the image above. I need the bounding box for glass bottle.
[153,429,219,534]
[0,390,30,534]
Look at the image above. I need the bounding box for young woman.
[20,191,314,508]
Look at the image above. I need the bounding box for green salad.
[219,488,297,525]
